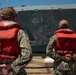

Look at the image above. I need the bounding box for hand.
[2,67,8,75]
[6,64,12,70]
[0,64,12,75]
[0,64,8,75]
[0,64,7,68]
[62,54,72,61]
[65,54,72,61]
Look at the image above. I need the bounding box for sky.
[0,0,76,8]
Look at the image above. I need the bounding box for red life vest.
[55,29,76,55]
[0,20,21,59]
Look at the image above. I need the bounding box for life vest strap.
[0,55,17,64]
[0,55,17,59]
[56,50,73,55]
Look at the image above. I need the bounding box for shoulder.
[17,29,30,44]
[50,35,56,40]
[48,35,56,43]
[17,29,29,41]
[18,29,28,37]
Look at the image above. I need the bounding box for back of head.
[59,20,68,28]
[0,6,18,20]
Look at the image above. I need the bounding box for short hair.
[0,6,18,19]
[59,20,68,28]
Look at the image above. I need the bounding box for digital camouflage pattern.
[10,29,32,75]
[46,35,76,75]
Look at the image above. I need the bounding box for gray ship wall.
[16,9,76,53]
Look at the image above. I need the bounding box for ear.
[58,25,60,28]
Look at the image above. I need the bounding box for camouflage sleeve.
[46,35,61,60]
[11,29,33,74]
[72,51,76,60]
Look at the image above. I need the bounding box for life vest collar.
[55,29,74,34]
[0,21,20,30]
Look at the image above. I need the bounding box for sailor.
[0,6,32,75]
[46,20,76,75]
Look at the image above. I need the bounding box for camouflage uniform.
[0,6,32,75]
[9,29,32,75]
[46,35,76,75]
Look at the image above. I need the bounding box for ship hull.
[16,6,76,53]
